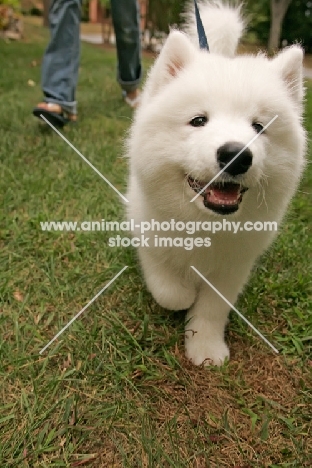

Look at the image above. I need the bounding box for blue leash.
[194,0,209,51]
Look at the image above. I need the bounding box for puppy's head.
[128,32,306,219]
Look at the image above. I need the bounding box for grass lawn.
[0,21,311,468]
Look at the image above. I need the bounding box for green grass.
[0,22,311,468]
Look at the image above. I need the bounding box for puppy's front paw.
[185,330,229,366]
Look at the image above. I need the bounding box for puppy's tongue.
[205,183,241,205]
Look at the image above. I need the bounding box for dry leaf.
[13,290,24,302]
[63,353,72,369]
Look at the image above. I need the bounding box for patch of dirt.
[89,343,311,467]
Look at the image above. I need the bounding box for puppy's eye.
[189,115,208,127]
[252,122,264,134]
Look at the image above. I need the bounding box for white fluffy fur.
[126,1,306,365]
[183,0,245,57]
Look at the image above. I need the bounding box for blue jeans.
[41,0,142,115]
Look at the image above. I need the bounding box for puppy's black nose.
[217,142,252,176]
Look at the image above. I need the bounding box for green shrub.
[0,0,21,9]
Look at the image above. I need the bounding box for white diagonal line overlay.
[39,266,128,354]
[191,115,278,202]
[191,266,279,353]
[40,114,129,203]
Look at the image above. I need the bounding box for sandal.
[33,102,77,127]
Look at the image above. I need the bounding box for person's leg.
[37,0,82,117]
[110,0,142,100]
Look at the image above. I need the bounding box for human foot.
[33,102,77,127]
[123,89,141,108]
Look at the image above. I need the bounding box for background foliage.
[146,0,312,52]
[0,0,21,8]
[283,0,312,51]
[9,0,312,51]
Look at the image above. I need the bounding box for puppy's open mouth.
[187,176,248,214]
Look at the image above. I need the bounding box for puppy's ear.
[270,46,304,110]
[146,31,197,96]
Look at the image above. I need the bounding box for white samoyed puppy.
[126,0,306,365]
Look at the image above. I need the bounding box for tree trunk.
[100,4,106,44]
[43,0,50,28]
[268,0,292,52]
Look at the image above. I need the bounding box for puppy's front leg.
[185,282,233,366]
[139,248,196,311]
